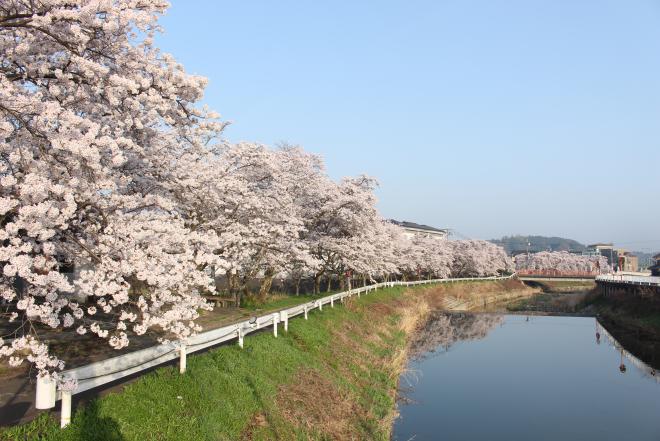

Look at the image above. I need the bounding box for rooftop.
[587,243,614,249]
[390,220,448,233]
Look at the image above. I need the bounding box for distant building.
[619,251,639,272]
[390,220,448,240]
[586,244,639,272]
[585,243,616,269]
[650,254,660,277]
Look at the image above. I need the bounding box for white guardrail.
[596,274,660,286]
[36,274,514,427]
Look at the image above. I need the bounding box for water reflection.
[395,314,660,441]
[409,312,503,360]
[596,320,659,382]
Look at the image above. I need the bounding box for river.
[393,313,660,441]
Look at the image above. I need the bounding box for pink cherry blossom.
[0,1,519,382]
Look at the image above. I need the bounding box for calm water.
[393,314,660,441]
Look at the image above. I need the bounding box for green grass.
[637,314,660,329]
[506,292,555,311]
[590,295,660,333]
[1,286,417,441]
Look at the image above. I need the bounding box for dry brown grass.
[274,289,434,439]
[277,368,361,440]
[272,280,532,440]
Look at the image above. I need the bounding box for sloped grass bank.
[588,292,660,370]
[2,281,528,441]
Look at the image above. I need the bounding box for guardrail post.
[319,300,323,311]
[179,344,187,374]
[35,376,56,410]
[273,313,279,337]
[304,305,308,320]
[330,296,334,308]
[60,390,72,428]
[238,328,244,348]
[281,311,288,332]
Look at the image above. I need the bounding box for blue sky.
[157,0,660,251]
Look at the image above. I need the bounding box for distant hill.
[490,235,586,255]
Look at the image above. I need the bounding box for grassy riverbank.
[1,280,531,441]
[535,280,595,293]
[505,280,596,314]
[506,291,597,314]
[588,292,660,369]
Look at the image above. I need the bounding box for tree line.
[0,1,511,378]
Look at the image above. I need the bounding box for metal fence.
[596,274,660,286]
[36,274,515,427]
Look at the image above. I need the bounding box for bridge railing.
[596,274,660,286]
[36,273,515,427]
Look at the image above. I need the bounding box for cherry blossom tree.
[301,175,384,293]
[0,0,527,381]
[171,142,312,304]
[1,0,223,377]
[449,240,513,277]
[514,251,609,276]
[407,235,454,280]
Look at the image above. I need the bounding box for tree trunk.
[363,275,367,287]
[228,272,238,296]
[239,285,250,307]
[326,277,332,293]
[257,267,275,302]
[295,278,301,296]
[314,273,322,295]
[339,276,345,291]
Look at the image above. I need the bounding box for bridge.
[518,276,595,283]
[519,273,660,287]
[595,274,660,299]
[596,274,660,287]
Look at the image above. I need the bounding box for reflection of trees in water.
[410,312,503,360]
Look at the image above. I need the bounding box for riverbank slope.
[589,287,660,370]
[1,280,534,441]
